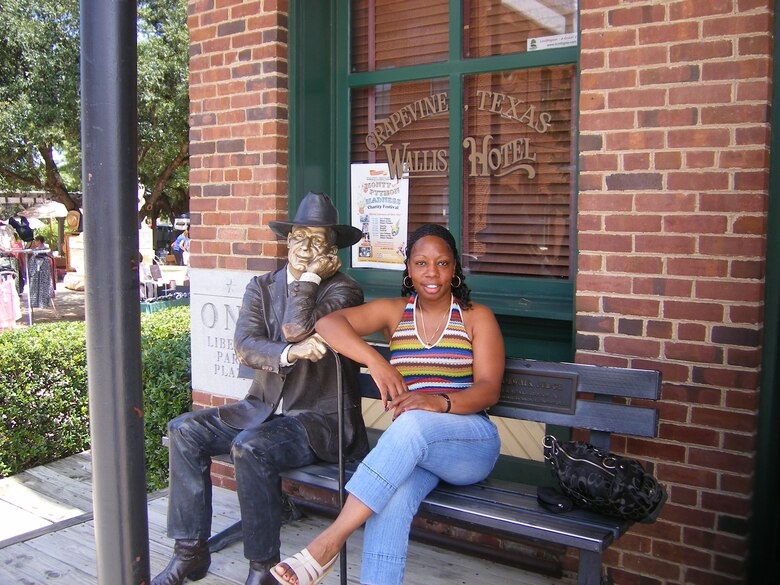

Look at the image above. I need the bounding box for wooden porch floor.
[0,452,569,584]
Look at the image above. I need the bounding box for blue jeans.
[345,410,500,585]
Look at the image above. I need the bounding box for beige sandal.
[271,548,337,585]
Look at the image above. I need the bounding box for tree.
[0,0,189,225]
[137,0,190,225]
[0,0,82,211]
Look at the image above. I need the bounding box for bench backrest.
[356,347,662,451]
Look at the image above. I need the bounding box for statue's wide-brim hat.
[269,191,362,249]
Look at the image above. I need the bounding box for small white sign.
[190,267,256,400]
[527,32,577,52]
[350,163,409,271]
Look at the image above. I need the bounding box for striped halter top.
[389,293,474,394]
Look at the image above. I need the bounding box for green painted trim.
[749,1,780,579]
[347,48,577,89]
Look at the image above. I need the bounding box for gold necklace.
[417,300,449,349]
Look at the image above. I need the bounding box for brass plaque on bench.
[500,368,578,415]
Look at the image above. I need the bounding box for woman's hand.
[366,358,408,410]
[389,392,447,420]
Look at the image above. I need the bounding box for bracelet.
[438,393,451,413]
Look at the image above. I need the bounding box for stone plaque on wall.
[190,267,257,400]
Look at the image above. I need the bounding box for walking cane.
[328,345,349,585]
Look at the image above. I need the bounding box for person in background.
[171,228,189,265]
[272,223,504,585]
[151,192,368,585]
[30,235,49,252]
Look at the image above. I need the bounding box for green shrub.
[0,321,89,476]
[0,305,192,490]
[141,305,192,490]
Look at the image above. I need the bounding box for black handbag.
[543,434,667,523]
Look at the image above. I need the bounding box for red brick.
[652,540,713,568]
[577,233,633,252]
[738,35,772,57]
[660,422,719,447]
[603,296,660,317]
[640,21,700,45]
[609,45,667,68]
[695,279,763,303]
[576,273,632,294]
[693,367,759,391]
[639,107,698,128]
[668,128,731,148]
[700,193,765,212]
[721,151,769,173]
[684,527,749,556]
[689,449,753,475]
[608,4,666,27]
[734,170,768,190]
[678,322,706,341]
[703,58,771,82]
[578,192,633,211]
[686,151,716,168]
[667,258,728,278]
[669,83,733,105]
[580,111,635,131]
[655,151,682,170]
[691,406,755,432]
[722,431,755,453]
[635,235,696,255]
[607,130,665,150]
[663,301,724,321]
[580,29,637,51]
[703,13,772,37]
[609,88,667,108]
[647,320,673,339]
[580,69,637,90]
[604,335,661,357]
[727,347,761,368]
[699,235,764,258]
[670,40,734,62]
[729,304,763,324]
[669,171,730,190]
[665,342,723,364]
[606,255,663,274]
[633,277,694,297]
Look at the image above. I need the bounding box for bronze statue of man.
[153,192,368,585]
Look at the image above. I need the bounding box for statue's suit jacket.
[224,266,369,462]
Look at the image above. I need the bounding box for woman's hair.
[401,223,472,308]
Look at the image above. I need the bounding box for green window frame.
[290,0,579,359]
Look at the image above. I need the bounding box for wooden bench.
[174,353,662,585]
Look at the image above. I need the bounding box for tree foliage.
[0,0,81,209]
[0,0,189,224]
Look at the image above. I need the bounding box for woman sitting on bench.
[272,223,505,585]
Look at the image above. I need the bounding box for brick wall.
[187,0,291,487]
[577,1,771,583]
[188,0,290,278]
[187,0,772,582]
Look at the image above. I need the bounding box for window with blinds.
[349,0,578,284]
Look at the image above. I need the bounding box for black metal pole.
[330,348,348,585]
[81,2,150,584]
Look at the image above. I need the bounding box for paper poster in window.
[350,163,409,270]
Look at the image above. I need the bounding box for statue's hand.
[306,252,341,280]
[287,333,329,362]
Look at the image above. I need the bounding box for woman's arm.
[315,298,408,407]
[391,302,505,418]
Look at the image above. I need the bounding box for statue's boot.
[151,539,210,585]
[245,555,281,585]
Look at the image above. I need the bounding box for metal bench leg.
[578,550,605,585]
[207,520,242,553]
